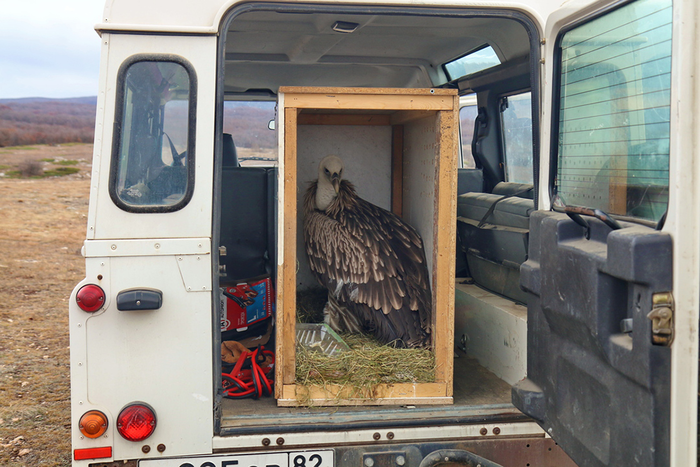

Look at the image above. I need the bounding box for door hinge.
[647,292,674,346]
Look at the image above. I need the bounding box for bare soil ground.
[0,144,92,466]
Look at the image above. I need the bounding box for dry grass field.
[0,144,92,466]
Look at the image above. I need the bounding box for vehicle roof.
[97,0,554,34]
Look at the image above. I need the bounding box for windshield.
[223,101,277,166]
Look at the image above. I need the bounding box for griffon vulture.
[303,155,432,348]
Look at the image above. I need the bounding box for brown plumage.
[303,155,432,348]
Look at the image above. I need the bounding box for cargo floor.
[219,352,523,435]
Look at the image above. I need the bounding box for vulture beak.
[331,173,340,193]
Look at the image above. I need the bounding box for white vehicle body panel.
[87,33,216,240]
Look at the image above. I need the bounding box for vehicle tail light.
[76,284,105,312]
[79,410,108,438]
[117,402,157,442]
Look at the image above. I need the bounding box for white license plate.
[140,450,334,467]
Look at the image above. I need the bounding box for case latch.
[647,292,674,346]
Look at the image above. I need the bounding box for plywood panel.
[298,113,392,126]
[277,107,299,394]
[279,383,451,407]
[432,104,458,390]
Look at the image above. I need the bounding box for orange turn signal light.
[79,410,108,438]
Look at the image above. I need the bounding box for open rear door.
[512,0,698,465]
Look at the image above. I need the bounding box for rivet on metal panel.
[373,432,381,440]
[154,243,160,249]
[111,244,117,250]
[262,438,271,446]
[276,437,284,446]
[364,457,375,467]
[480,428,488,436]
[141,445,150,454]
[97,275,103,280]
[157,444,166,453]
[493,427,501,435]
[386,431,394,440]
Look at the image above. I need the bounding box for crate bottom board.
[278,382,452,407]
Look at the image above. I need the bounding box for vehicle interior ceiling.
[217,7,536,430]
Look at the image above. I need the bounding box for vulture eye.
[324,168,330,175]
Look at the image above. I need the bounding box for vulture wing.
[303,180,432,347]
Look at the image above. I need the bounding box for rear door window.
[553,0,672,223]
[110,57,196,212]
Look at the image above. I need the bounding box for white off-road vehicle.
[69,0,698,465]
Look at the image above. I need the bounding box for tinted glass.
[444,45,501,80]
[112,60,193,209]
[555,0,672,222]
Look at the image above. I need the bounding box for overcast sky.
[0,0,104,99]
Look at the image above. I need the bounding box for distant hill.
[0,96,277,150]
[0,97,97,147]
[0,96,97,105]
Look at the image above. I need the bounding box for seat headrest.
[223,133,239,167]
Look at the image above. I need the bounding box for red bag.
[220,276,274,332]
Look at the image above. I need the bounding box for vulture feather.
[303,155,432,348]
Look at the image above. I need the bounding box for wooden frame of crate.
[275,87,458,406]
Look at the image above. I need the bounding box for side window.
[110,57,196,211]
[458,97,478,169]
[223,101,277,166]
[554,0,671,223]
[500,91,533,184]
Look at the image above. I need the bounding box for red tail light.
[117,403,157,442]
[76,284,105,312]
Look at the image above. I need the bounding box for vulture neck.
[315,177,339,212]
[309,179,358,216]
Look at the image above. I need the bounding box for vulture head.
[315,155,344,211]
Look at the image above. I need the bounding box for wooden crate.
[275,87,458,406]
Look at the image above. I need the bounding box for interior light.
[117,402,157,442]
[332,21,359,33]
[76,284,106,312]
